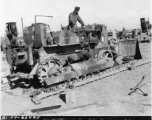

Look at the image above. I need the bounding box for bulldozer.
[5,15,142,91]
[138,17,151,42]
[129,18,151,43]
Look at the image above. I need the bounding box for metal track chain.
[30,57,151,104]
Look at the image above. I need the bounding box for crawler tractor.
[138,17,151,42]
[5,16,141,96]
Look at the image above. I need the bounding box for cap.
[75,6,80,10]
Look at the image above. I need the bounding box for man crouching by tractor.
[68,6,85,31]
[109,39,123,64]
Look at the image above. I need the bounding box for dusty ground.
[1,42,151,116]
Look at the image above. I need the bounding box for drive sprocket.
[37,56,63,86]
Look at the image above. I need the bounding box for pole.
[21,17,24,38]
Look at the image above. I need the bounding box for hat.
[75,6,80,10]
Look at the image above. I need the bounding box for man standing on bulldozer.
[68,6,85,31]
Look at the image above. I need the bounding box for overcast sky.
[0,0,151,36]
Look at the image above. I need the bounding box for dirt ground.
[1,42,151,116]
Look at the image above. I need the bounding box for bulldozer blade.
[119,39,142,59]
[71,58,113,76]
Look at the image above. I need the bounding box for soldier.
[68,6,85,31]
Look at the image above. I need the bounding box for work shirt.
[69,12,85,27]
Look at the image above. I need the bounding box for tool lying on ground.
[21,105,61,115]
[128,75,151,96]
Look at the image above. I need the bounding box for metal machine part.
[6,48,28,66]
[5,16,143,102]
[5,22,18,46]
[30,57,151,104]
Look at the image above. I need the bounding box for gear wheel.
[37,56,63,85]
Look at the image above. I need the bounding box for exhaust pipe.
[28,46,34,65]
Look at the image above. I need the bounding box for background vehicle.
[117,18,151,42]
[137,18,151,42]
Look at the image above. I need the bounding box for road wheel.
[98,50,114,67]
